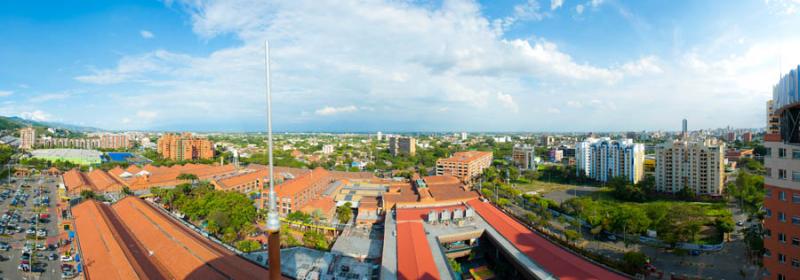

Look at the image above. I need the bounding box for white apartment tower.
[654,139,725,195]
[575,138,645,184]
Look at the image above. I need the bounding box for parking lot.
[0,174,67,280]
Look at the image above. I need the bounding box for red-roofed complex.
[271,167,334,215]
[71,197,280,279]
[435,151,492,185]
[63,164,239,195]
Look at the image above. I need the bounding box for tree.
[122,186,133,196]
[177,173,199,185]
[80,190,96,200]
[336,202,353,224]
[621,251,648,274]
[236,240,261,253]
[303,231,329,250]
[564,229,580,244]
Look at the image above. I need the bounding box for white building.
[460,132,468,141]
[376,131,383,141]
[512,144,536,170]
[655,139,725,195]
[321,144,335,154]
[575,138,645,184]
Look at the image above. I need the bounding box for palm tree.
[177,173,199,186]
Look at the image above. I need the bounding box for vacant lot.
[513,180,603,203]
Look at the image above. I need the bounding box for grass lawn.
[513,180,582,194]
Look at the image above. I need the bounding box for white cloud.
[140,30,154,39]
[575,4,584,14]
[515,0,545,21]
[0,90,12,97]
[589,0,604,8]
[621,56,663,76]
[551,0,564,10]
[29,93,71,103]
[315,105,358,116]
[496,92,519,113]
[19,110,50,121]
[136,110,158,121]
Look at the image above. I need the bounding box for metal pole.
[263,40,281,280]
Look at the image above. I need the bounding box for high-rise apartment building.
[460,132,468,141]
[768,100,780,134]
[654,139,725,195]
[727,131,737,142]
[575,138,645,184]
[157,133,214,161]
[435,151,493,184]
[682,119,688,138]
[19,127,36,150]
[388,136,416,156]
[512,144,536,170]
[376,131,382,141]
[742,132,753,143]
[763,65,800,280]
[100,134,131,149]
[321,144,334,154]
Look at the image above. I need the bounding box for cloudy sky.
[1,0,798,132]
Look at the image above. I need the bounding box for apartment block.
[435,151,493,184]
[321,144,335,154]
[654,139,725,195]
[512,144,536,170]
[389,136,416,156]
[157,133,214,161]
[19,127,35,150]
[575,138,645,184]
[100,134,130,149]
[763,65,800,280]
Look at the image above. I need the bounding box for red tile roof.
[396,221,440,280]
[467,199,626,280]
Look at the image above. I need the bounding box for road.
[0,174,62,280]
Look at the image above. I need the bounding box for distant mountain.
[0,116,101,132]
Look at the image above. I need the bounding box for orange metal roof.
[467,199,627,280]
[396,221,440,280]
[72,197,281,279]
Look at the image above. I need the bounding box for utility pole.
[263,40,281,280]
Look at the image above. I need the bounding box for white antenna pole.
[265,40,280,233]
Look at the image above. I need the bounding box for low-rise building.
[435,151,493,185]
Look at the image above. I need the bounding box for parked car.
[60,255,73,262]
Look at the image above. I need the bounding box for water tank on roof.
[427,210,438,223]
[453,209,464,220]
[440,210,451,222]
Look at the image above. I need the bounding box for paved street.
[0,174,63,280]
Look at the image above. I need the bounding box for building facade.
[156,133,214,161]
[435,151,492,184]
[389,136,416,156]
[764,65,800,280]
[321,144,334,154]
[575,138,645,184]
[99,134,130,149]
[654,139,725,195]
[19,127,35,150]
[512,144,536,170]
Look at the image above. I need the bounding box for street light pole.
[263,40,281,280]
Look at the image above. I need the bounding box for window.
[795,194,800,204]
[794,216,800,225]
[766,147,772,157]
[793,172,800,182]
[767,189,773,198]
[780,148,787,158]
[794,259,800,268]
[793,237,800,246]
[779,233,787,243]
[780,212,786,222]
[779,274,786,280]
[766,208,773,217]
[780,191,787,201]
[793,149,800,159]
[765,249,772,257]
[779,253,786,263]
[780,169,788,180]
[766,228,772,237]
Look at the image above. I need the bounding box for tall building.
[768,100,780,134]
[512,144,536,170]
[99,134,131,149]
[388,136,416,156]
[763,65,800,280]
[460,132,468,141]
[376,131,382,141]
[540,135,555,147]
[321,144,334,154]
[742,131,753,143]
[727,131,737,142]
[654,139,724,195]
[19,127,36,150]
[682,118,688,138]
[435,151,493,184]
[156,133,214,161]
[575,138,645,184]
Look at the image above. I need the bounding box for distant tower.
[461,132,468,141]
[682,119,688,138]
[377,131,383,141]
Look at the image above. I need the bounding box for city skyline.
[2,0,799,132]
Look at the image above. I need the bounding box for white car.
[60,255,73,262]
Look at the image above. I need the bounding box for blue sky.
[1,0,799,132]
